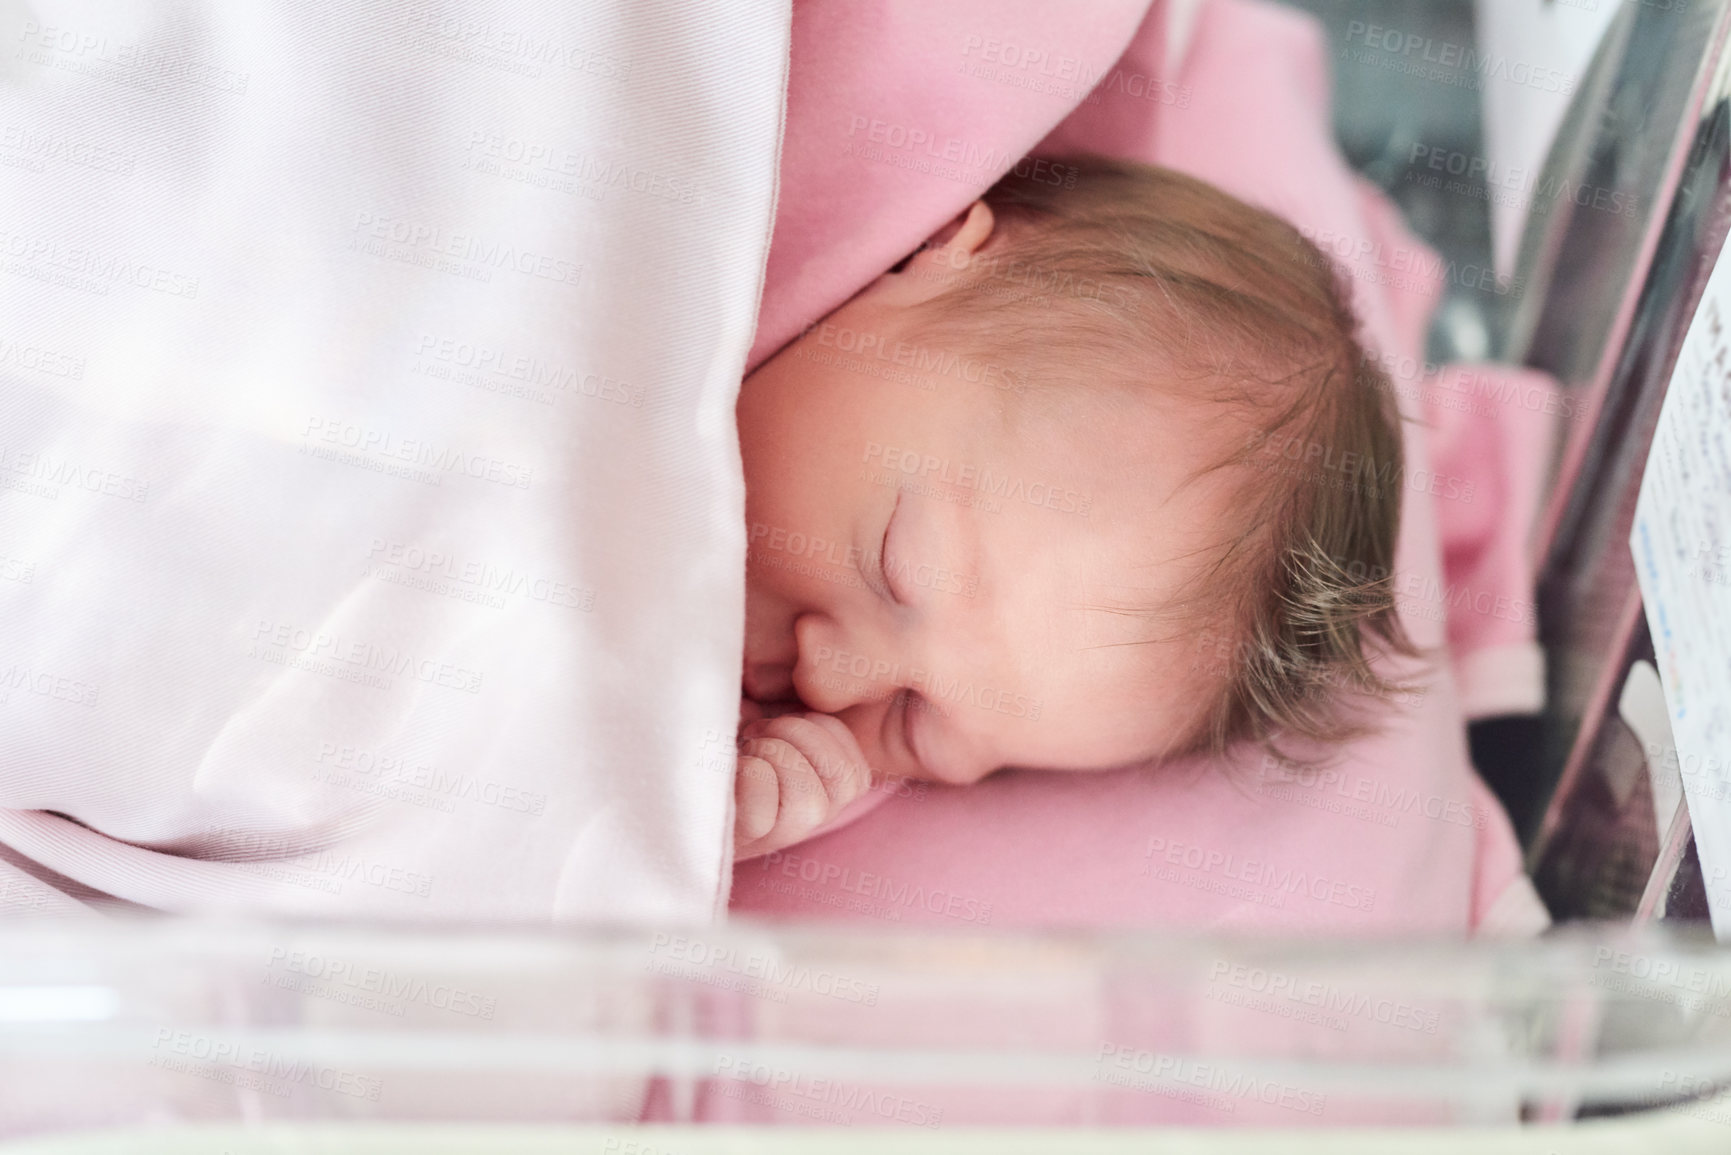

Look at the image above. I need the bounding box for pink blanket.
[732,0,1553,939]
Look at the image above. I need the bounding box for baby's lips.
[737,697,802,736]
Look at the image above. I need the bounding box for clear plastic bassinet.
[2,915,1731,1152]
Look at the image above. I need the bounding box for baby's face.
[738,243,1237,787]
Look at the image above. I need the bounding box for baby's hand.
[733,711,873,860]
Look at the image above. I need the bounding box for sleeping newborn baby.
[733,155,1415,860]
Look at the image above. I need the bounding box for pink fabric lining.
[1422,363,1561,719]
[744,0,1156,373]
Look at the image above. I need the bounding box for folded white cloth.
[0,0,789,923]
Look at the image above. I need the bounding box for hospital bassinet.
[3,915,1731,1151]
[7,0,1731,1148]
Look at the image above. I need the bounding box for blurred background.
[1282,0,1499,362]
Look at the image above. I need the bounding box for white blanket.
[0,0,787,922]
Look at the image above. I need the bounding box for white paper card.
[1631,229,1731,937]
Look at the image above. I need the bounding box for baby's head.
[739,155,1413,786]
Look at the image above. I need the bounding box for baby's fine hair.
[902,154,1418,763]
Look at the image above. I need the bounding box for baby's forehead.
[869,299,1254,601]
[990,359,1245,496]
[964,402,1240,614]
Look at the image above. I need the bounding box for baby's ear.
[868,200,996,308]
[924,200,995,256]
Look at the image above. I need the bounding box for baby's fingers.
[744,713,873,809]
[733,754,780,847]
[733,736,831,860]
